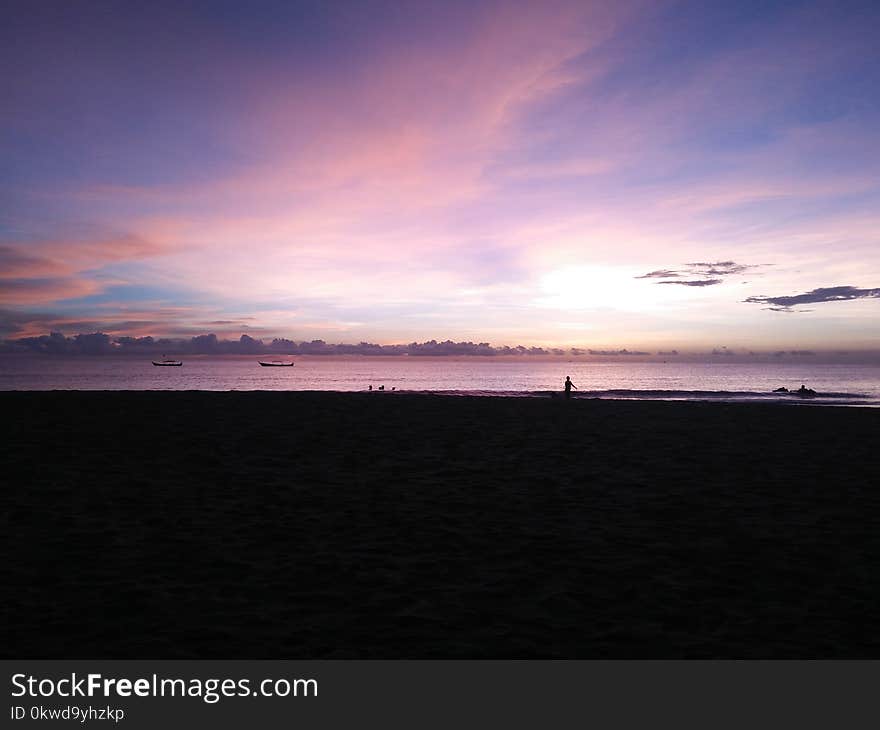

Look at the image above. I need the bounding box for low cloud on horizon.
[2,330,878,363]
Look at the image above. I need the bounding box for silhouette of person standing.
[564,375,577,399]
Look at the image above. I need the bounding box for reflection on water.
[0,355,878,405]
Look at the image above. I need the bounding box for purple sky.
[2,0,879,352]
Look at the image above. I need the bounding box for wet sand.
[3,391,879,657]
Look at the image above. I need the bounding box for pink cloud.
[0,234,172,307]
[0,278,103,306]
[0,246,71,278]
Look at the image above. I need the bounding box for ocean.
[1,355,878,405]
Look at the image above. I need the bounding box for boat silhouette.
[152,359,183,366]
[258,360,294,367]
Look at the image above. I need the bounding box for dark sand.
[3,392,879,658]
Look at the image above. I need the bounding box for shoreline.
[1,387,876,407]
[4,392,879,657]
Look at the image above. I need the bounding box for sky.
[2,0,879,352]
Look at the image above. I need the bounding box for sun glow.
[537,265,679,312]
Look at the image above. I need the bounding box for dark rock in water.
[774,387,789,393]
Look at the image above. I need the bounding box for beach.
[3,391,879,658]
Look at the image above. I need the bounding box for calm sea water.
[1,355,878,405]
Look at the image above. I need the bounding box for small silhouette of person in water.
[564,375,577,400]
[368,385,373,391]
